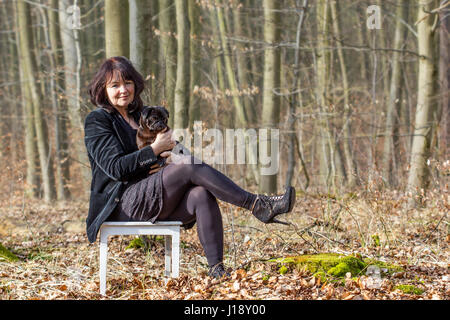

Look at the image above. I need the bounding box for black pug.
[136,106,188,169]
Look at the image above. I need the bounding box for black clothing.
[107,166,165,223]
[115,112,138,150]
[84,106,257,267]
[111,155,256,267]
[84,107,159,243]
[155,160,256,266]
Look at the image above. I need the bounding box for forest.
[0,0,448,300]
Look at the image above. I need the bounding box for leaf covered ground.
[0,189,448,300]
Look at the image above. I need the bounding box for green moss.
[125,237,145,250]
[327,256,366,277]
[363,258,404,274]
[313,271,328,283]
[371,234,381,247]
[270,253,365,277]
[270,253,343,274]
[0,243,19,262]
[125,236,169,251]
[269,253,403,281]
[28,250,53,261]
[278,265,288,275]
[343,192,357,200]
[395,284,424,295]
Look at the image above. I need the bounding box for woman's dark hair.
[88,56,144,114]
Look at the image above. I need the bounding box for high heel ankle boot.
[208,262,230,279]
[250,186,296,225]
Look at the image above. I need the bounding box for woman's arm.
[84,110,159,181]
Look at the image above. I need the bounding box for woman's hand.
[160,151,172,164]
[148,151,172,174]
[150,128,176,156]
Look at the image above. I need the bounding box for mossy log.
[269,253,403,280]
[0,243,19,262]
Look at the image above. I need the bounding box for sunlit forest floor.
[0,189,448,300]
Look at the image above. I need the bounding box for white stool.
[98,221,182,296]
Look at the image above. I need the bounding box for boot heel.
[288,187,296,213]
[269,217,291,225]
[251,186,296,224]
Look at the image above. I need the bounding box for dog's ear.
[142,106,154,118]
[157,106,169,119]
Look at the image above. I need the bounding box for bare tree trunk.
[407,0,439,206]
[16,0,56,202]
[210,5,232,128]
[382,0,408,188]
[315,0,337,192]
[158,0,177,127]
[47,0,71,200]
[260,0,281,194]
[105,0,129,58]
[149,0,161,103]
[367,31,381,189]
[129,0,152,86]
[19,61,39,197]
[2,1,20,165]
[215,0,248,127]
[438,6,449,159]
[330,0,358,188]
[59,0,91,195]
[356,6,368,85]
[233,1,257,125]
[188,0,201,127]
[83,0,97,73]
[377,0,391,109]
[15,10,38,197]
[173,0,190,129]
[286,0,307,189]
[247,0,263,111]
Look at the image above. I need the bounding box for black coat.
[84,107,159,243]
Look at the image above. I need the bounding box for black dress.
[107,112,166,222]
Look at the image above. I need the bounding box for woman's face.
[105,72,135,109]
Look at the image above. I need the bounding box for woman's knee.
[171,157,206,179]
[188,186,221,218]
[190,186,215,203]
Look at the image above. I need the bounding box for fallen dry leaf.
[232,280,240,292]
[0,190,447,300]
[343,293,355,300]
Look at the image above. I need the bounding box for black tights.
[156,156,256,267]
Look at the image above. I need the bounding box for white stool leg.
[171,229,180,278]
[164,235,172,277]
[99,231,108,296]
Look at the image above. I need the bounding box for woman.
[84,56,296,278]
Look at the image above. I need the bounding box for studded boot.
[250,186,296,225]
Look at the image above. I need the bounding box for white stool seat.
[99,221,182,296]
